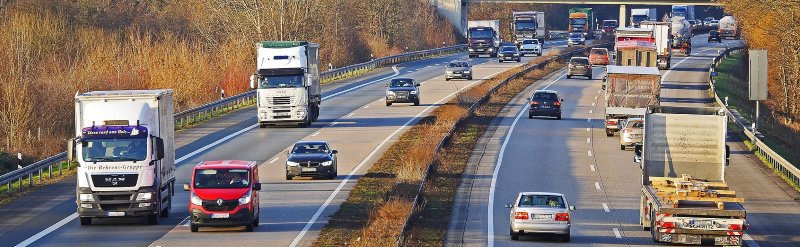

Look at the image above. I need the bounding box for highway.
[0,40,575,246]
[446,33,800,247]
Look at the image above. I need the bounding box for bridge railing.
[709,46,800,189]
[1,44,467,195]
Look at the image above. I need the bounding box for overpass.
[431,0,722,34]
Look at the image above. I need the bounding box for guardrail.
[708,46,800,189]
[396,41,615,246]
[0,44,467,195]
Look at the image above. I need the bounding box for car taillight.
[624,129,632,133]
[728,224,743,230]
[568,64,574,68]
[555,213,569,221]
[553,101,561,106]
[608,120,617,125]
[515,212,529,220]
[530,101,539,105]
[661,222,676,228]
[585,65,591,69]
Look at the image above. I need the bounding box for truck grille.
[98,194,133,201]
[202,199,239,212]
[100,203,132,211]
[92,174,138,187]
[471,42,490,48]
[269,96,295,105]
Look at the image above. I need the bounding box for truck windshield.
[570,18,587,25]
[258,75,303,88]
[514,22,536,30]
[673,10,686,18]
[603,21,616,27]
[469,29,493,39]
[82,138,147,162]
[193,169,251,189]
[631,16,648,23]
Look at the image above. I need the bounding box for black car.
[285,141,338,180]
[708,30,722,43]
[528,90,564,120]
[498,46,521,62]
[385,78,420,106]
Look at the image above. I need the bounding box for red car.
[589,48,610,66]
[184,160,261,232]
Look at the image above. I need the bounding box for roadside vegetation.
[0,0,461,173]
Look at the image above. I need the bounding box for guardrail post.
[49,165,52,179]
[29,173,32,187]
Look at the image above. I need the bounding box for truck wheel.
[445,78,450,81]
[147,212,159,225]
[259,123,266,128]
[80,217,92,225]
[160,192,171,217]
[621,145,626,150]
[566,75,571,79]
[650,211,659,242]
[510,229,519,240]
[253,213,260,227]
[190,224,199,232]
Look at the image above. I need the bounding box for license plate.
[541,105,551,108]
[398,96,406,99]
[477,49,485,51]
[211,213,229,219]
[302,167,316,172]
[276,112,290,116]
[534,214,552,220]
[107,212,124,217]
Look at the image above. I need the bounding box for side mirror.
[505,203,513,208]
[415,83,421,87]
[67,139,75,163]
[331,150,338,154]
[569,206,576,211]
[385,84,389,88]
[154,137,165,160]
[183,184,191,191]
[305,77,313,87]
[526,97,531,100]
[250,75,256,89]
[285,150,290,155]
[253,183,262,191]
[561,99,565,102]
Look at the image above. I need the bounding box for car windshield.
[469,29,493,39]
[501,47,516,52]
[258,74,303,88]
[390,79,414,87]
[291,143,329,154]
[514,21,536,30]
[569,34,583,39]
[82,138,147,162]
[449,62,468,67]
[193,169,250,189]
[522,39,539,45]
[710,31,719,35]
[533,92,558,100]
[518,195,565,208]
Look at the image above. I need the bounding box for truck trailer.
[250,41,321,128]
[614,27,658,68]
[636,106,746,246]
[670,17,693,56]
[467,20,500,58]
[719,16,741,39]
[640,21,674,69]
[512,12,546,45]
[69,90,176,225]
[602,66,661,137]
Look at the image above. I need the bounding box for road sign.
[749,50,768,100]
[711,72,719,77]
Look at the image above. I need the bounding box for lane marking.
[363,105,370,109]
[590,165,596,171]
[587,128,590,132]
[597,90,601,94]
[587,118,591,122]
[586,138,591,143]
[379,98,384,101]
[594,96,598,100]
[321,65,401,101]
[592,102,596,106]
[588,151,593,156]
[311,132,320,137]
[613,228,621,238]
[269,157,280,163]
[743,233,760,247]
[330,122,339,126]
[294,64,510,247]
[347,113,355,117]
[15,213,78,247]
[589,110,593,114]
[602,203,610,212]
[595,182,601,190]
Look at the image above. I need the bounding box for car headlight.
[79,194,95,202]
[386,91,395,96]
[513,54,519,56]
[463,70,471,74]
[410,91,417,94]
[468,48,474,51]
[136,192,152,201]
[488,48,493,51]
[286,161,299,167]
[239,190,252,205]
[321,161,333,166]
[190,192,202,206]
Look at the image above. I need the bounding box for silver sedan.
[506,192,575,242]
[445,60,472,81]
[620,118,644,150]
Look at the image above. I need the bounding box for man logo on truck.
[105,177,125,186]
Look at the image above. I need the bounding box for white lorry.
[467,20,500,58]
[250,41,321,128]
[630,8,657,28]
[512,12,546,45]
[613,27,657,67]
[602,66,661,137]
[68,90,175,225]
[640,21,673,69]
[671,5,695,21]
[636,106,746,246]
[670,17,692,56]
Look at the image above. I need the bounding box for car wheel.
[80,217,92,225]
[446,78,450,81]
[510,229,520,240]
[259,123,266,128]
[621,145,626,150]
[566,75,572,79]
[285,171,293,180]
[606,130,614,137]
[557,114,562,120]
[245,222,254,232]
[413,99,420,106]
[146,211,159,225]
[538,53,542,56]
[562,231,571,242]
[528,114,533,119]
[190,224,199,232]
[253,213,260,227]
[386,102,392,107]
[468,76,473,80]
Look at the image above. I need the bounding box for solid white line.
[743,233,760,247]
[613,228,621,238]
[595,182,601,190]
[590,165,596,171]
[292,64,504,247]
[269,157,280,163]
[15,213,78,247]
[602,203,610,212]
[321,65,401,101]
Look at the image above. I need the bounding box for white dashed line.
[597,90,602,94]
[311,132,320,137]
[379,98,385,101]
[347,113,355,117]
[587,128,590,132]
[594,96,598,100]
[587,118,591,122]
[586,138,591,143]
[613,228,621,238]
[592,102,596,106]
[363,105,370,109]
[743,233,760,247]
[595,182,601,190]
[589,110,593,114]
[330,122,339,126]
[590,165,596,171]
[588,151,593,156]
[269,157,280,163]
[602,203,610,212]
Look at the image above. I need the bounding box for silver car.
[506,192,575,242]
[445,60,472,81]
[620,118,644,150]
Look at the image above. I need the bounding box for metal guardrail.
[0,44,467,195]
[709,46,800,188]
[396,41,615,246]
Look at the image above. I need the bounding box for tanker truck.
[719,16,741,40]
[670,17,692,56]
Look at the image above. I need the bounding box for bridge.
[431,0,722,34]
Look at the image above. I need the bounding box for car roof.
[519,192,565,197]
[450,60,468,63]
[295,140,329,146]
[591,48,608,51]
[571,56,590,60]
[392,77,414,81]
[196,160,256,169]
[534,90,558,94]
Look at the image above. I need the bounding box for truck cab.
[184,160,261,232]
[467,26,499,58]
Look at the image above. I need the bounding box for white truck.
[68,90,175,225]
[512,12,546,45]
[630,8,657,28]
[636,106,746,246]
[602,66,661,137]
[670,17,693,56]
[719,16,741,39]
[640,21,674,69]
[671,5,695,21]
[467,20,500,58]
[613,27,657,67]
[250,41,321,128]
